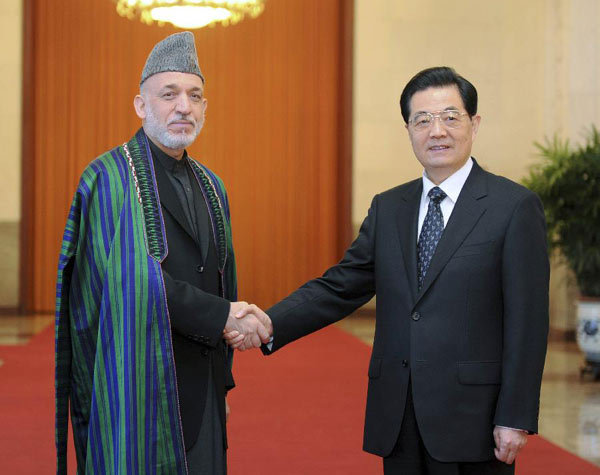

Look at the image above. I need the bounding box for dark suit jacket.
[152,152,232,451]
[266,160,549,462]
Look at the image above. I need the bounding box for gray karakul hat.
[140,31,205,85]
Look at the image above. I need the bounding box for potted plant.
[523,127,600,378]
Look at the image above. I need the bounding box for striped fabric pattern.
[55,129,237,474]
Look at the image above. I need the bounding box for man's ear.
[470,114,481,141]
[133,95,146,120]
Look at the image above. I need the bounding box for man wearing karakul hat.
[55,31,271,474]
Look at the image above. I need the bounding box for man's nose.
[429,116,447,137]
[175,94,191,114]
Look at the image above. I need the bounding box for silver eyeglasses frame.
[408,110,470,131]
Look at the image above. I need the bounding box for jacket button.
[196,265,204,273]
[402,359,408,367]
[201,348,209,356]
[411,311,421,321]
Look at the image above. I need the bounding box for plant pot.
[576,297,600,363]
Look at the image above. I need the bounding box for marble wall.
[0,0,22,307]
[0,0,22,222]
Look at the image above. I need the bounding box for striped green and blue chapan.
[55,129,237,474]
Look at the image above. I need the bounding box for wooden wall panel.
[21,0,352,312]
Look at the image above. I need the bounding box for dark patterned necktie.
[417,186,447,291]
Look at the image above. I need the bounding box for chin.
[426,155,455,167]
[164,134,195,149]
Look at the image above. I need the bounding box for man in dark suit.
[227,67,549,474]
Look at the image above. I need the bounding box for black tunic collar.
[147,138,189,173]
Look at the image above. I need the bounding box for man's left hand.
[493,426,528,464]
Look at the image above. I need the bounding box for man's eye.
[163,92,175,98]
[415,117,430,126]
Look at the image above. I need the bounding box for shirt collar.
[421,157,473,204]
[147,137,188,173]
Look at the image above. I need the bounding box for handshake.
[223,302,273,351]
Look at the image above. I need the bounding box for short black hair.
[399,67,478,123]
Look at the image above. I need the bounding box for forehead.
[409,85,464,115]
[143,71,204,92]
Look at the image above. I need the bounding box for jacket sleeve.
[266,195,379,352]
[494,192,550,433]
[162,269,230,348]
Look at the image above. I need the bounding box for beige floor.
[1,312,599,468]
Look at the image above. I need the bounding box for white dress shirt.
[417,158,473,240]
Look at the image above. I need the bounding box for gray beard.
[144,107,203,150]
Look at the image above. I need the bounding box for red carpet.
[1,324,599,474]
[0,324,75,474]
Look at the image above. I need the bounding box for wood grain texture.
[21,0,352,312]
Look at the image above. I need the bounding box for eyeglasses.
[408,110,469,131]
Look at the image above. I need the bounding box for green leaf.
[523,126,600,297]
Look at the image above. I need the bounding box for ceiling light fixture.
[115,0,266,29]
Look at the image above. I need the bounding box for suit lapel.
[415,161,489,303]
[396,180,422,301]
[151,153,198,243]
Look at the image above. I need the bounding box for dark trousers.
[383,382,514,475]
[185,365,226,475]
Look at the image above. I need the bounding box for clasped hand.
[223,302,272,351]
